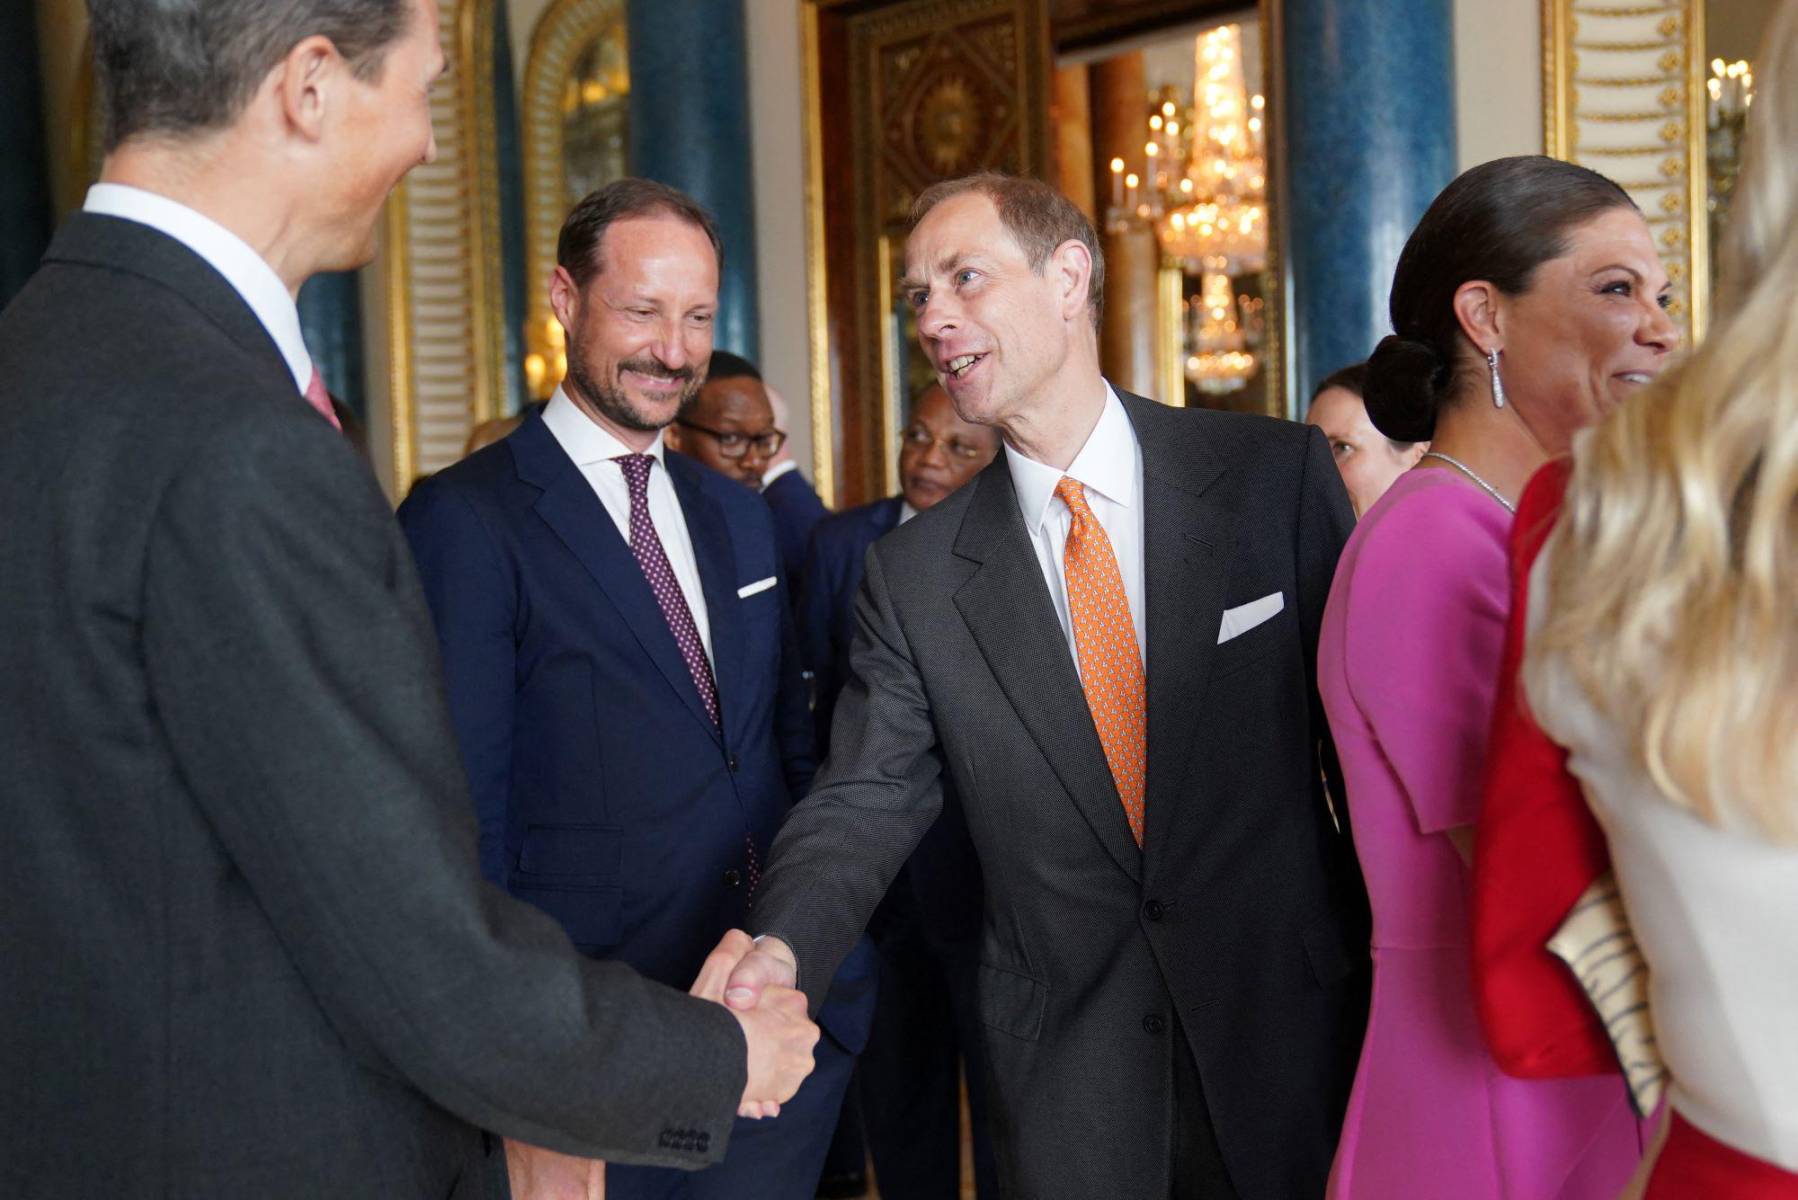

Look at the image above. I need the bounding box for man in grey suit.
[723,174,1371,1198]
[0,1,816,1196]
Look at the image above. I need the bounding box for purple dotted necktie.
[614,454,760,899]
[614,454,719,725]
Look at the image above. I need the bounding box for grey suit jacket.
[753,392,1370,1199]
[0,214,744,1198]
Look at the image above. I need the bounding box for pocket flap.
[977,962,1047,1042]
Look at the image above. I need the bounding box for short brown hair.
[557,178,724,288]
[909,172,1104,329]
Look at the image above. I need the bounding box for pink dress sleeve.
[1341,483,1511,834]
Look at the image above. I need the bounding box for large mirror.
[1544,0,1779,343]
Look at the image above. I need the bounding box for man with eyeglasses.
[796,384,1001,1200]
[666,351,786,490]
[668,353,830,596]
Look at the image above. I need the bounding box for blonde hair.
[1527,3,1798,840]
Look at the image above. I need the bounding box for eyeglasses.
[677,420,786,459]
[900,424,989,461]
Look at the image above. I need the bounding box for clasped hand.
[689,929,811,1119]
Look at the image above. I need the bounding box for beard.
[566,352,702,432]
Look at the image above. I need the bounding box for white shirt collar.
[83,183,312,394]
[898,500,919,525]
[542,386,668,469]
[1005,382,1137,532]
[761,458,801,487]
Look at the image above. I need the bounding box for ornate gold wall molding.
[383,0,509,491]
[801,2,836,507]
[519,0,630,398]
[1543,0,1708,340]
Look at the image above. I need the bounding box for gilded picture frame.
[1542,0,1709,341]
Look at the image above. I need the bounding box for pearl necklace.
[1420,451,1517,514]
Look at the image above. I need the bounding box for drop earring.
[1487,347,1507,409]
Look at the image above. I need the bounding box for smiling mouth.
[944,353,986,379]
[1617,372,1654,384]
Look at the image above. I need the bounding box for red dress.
[1471,461,1798,1197]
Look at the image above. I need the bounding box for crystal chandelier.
[1105,23,1269,395]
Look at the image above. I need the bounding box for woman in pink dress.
[1318,155,1678,1199]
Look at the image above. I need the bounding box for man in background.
[760,383,831,591]
[798,383,1001,1199]
[0,2,816,1197]
[664,349,784,491]
[400,178,873,1199]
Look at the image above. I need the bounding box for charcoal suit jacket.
[752,391,1372,1199]
[0,213,745,1199]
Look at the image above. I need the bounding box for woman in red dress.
[1472,7,1798,1193]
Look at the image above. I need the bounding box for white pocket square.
[736,576,778,599]
[1217,592,1284,644]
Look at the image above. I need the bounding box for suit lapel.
[952,459,1143,883]
[511,418,722,743]
[1121,395,1234,882]
[667,454,746,744]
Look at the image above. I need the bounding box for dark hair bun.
[1363,334,1447,443]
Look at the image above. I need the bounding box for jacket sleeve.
[1471,460,1620,1077]
[752,544,946,1009]
[141,413,747,1165]
[397,476,515,884]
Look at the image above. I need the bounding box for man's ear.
[273,36,340,143]
[663,423,685,451]
[548,265,582,335]
[1049,239,1094,324]
[1451,280,1504,357]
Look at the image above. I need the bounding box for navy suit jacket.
[762,467,829,596]
[401,413,872,1044]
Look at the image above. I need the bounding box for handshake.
[504,931,812,1200]
[690,929,812,1119]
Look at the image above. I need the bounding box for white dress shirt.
[1005,383,1147,673]
[542,387,712,659]
[761,458,801,489]
[83,183,313,394]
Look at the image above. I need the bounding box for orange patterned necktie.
[1054,477,1147,846]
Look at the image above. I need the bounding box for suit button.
[722,867,742,888]
[1143,899,1165,922]
[726,754,739,772]
[1142,1013,1166,1035]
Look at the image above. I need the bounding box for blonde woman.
[1475,3,1798,1193]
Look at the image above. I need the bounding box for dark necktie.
[614,454,761,900]
[614,453,719,726]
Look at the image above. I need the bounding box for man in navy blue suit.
[797,384,1002,1199]
[400,179,872,1199]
